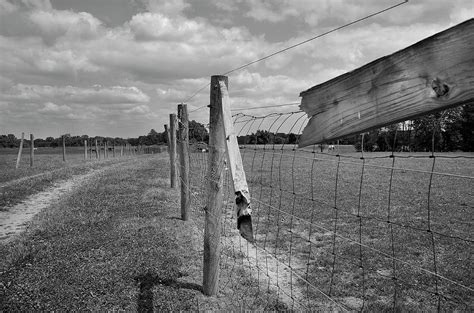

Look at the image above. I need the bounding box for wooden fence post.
[178,104,190,221]
[169,114,178,189]
[30,134,34,167]
[113,142,116,157]
[15,132,24,169]
[95,139,99,159]
[84,139,87,160]
[203,75,227,296]
[104,141,108,159]
[121,145,124,157]
[62,135,66,162]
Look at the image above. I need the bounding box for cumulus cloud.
[1,84,150,104]
[29,9,104,43]
[39,102,72,113]
[1,0,471,138]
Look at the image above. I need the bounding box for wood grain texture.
[15,132,24,169]
[203,75,227,296]
[299,19,474,147]
[30,134,34,167]
[169,114,178,189]
[219,80,254,242]
[178,104,190,221]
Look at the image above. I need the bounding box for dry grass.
[0,147,134,210]
[190,148,474,311]
[0,154,284,311]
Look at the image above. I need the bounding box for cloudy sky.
[0,0,472,139]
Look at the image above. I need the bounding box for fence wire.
[181,110,473,311]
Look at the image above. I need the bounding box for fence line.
[172,74,474,311]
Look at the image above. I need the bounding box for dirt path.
[0,167,110,243]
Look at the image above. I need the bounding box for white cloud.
[39,102,71,113]
[29,9,103,42]
[140,0,189,16]
[2,84,150,104]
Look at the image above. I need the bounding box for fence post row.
[15,132,24,169]
[169,114,178,189]
[178,104,190,221]
[203,75,228,296]
[30,134,34,167]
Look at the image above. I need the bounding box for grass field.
[190,147,474,311]
[1,144,472,311]
[0,153,283,311]
[0,147,131,210]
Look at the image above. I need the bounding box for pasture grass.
[0,154,283,311]
[243,149,473,311]
[0,147,134,210]
[188,148,473,310]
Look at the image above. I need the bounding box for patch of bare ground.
[0,169,105,242]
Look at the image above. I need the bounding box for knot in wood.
[431,78,450,97]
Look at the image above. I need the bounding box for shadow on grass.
[135,272,202,312]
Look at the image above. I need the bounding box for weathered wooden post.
[95,139,99,159]
[62,135,66,162]
[178,104,190,221]
[169,114,178,189]
[30,134,34,167]
[104,141,108,159]
[113,141,116,157]
[219,80,254,242]
[84,139,88,160]
[121,144,124,157]
[203,75,227,296]
[15,132,24,169]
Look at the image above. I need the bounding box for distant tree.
[147,129,160,145]
[288,133,298,145]
[189,120,209,143]
[460,104,474,151]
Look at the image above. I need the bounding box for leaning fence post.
[30,134,34,167]
[84,139,88,160]
[62,135,66,162]
[15,132,24,169]
[178,104,190,221]
[219,79,254,242]
[169,114,178,189]
[95,139,99,159]
[203,75,227,296]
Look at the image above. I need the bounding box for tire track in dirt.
[0,160,132,243]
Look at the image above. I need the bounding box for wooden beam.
[177,104,190,221]
[15,132,24,169]
[299,19,474,147]
[30,134,34,167]
[169,114,178,189]
[203,75,226,296]
[219,80,254,243]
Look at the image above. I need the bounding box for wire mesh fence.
[181,109,473,311]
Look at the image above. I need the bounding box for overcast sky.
[1,0,472,139]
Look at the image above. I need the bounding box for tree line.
[2,105,472,151]
[0,120,210,148]
[237,105,474,152]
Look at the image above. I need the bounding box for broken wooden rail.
[299,19,474,147]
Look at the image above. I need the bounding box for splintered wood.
[219,80,254,243]
[299,19,474,147]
